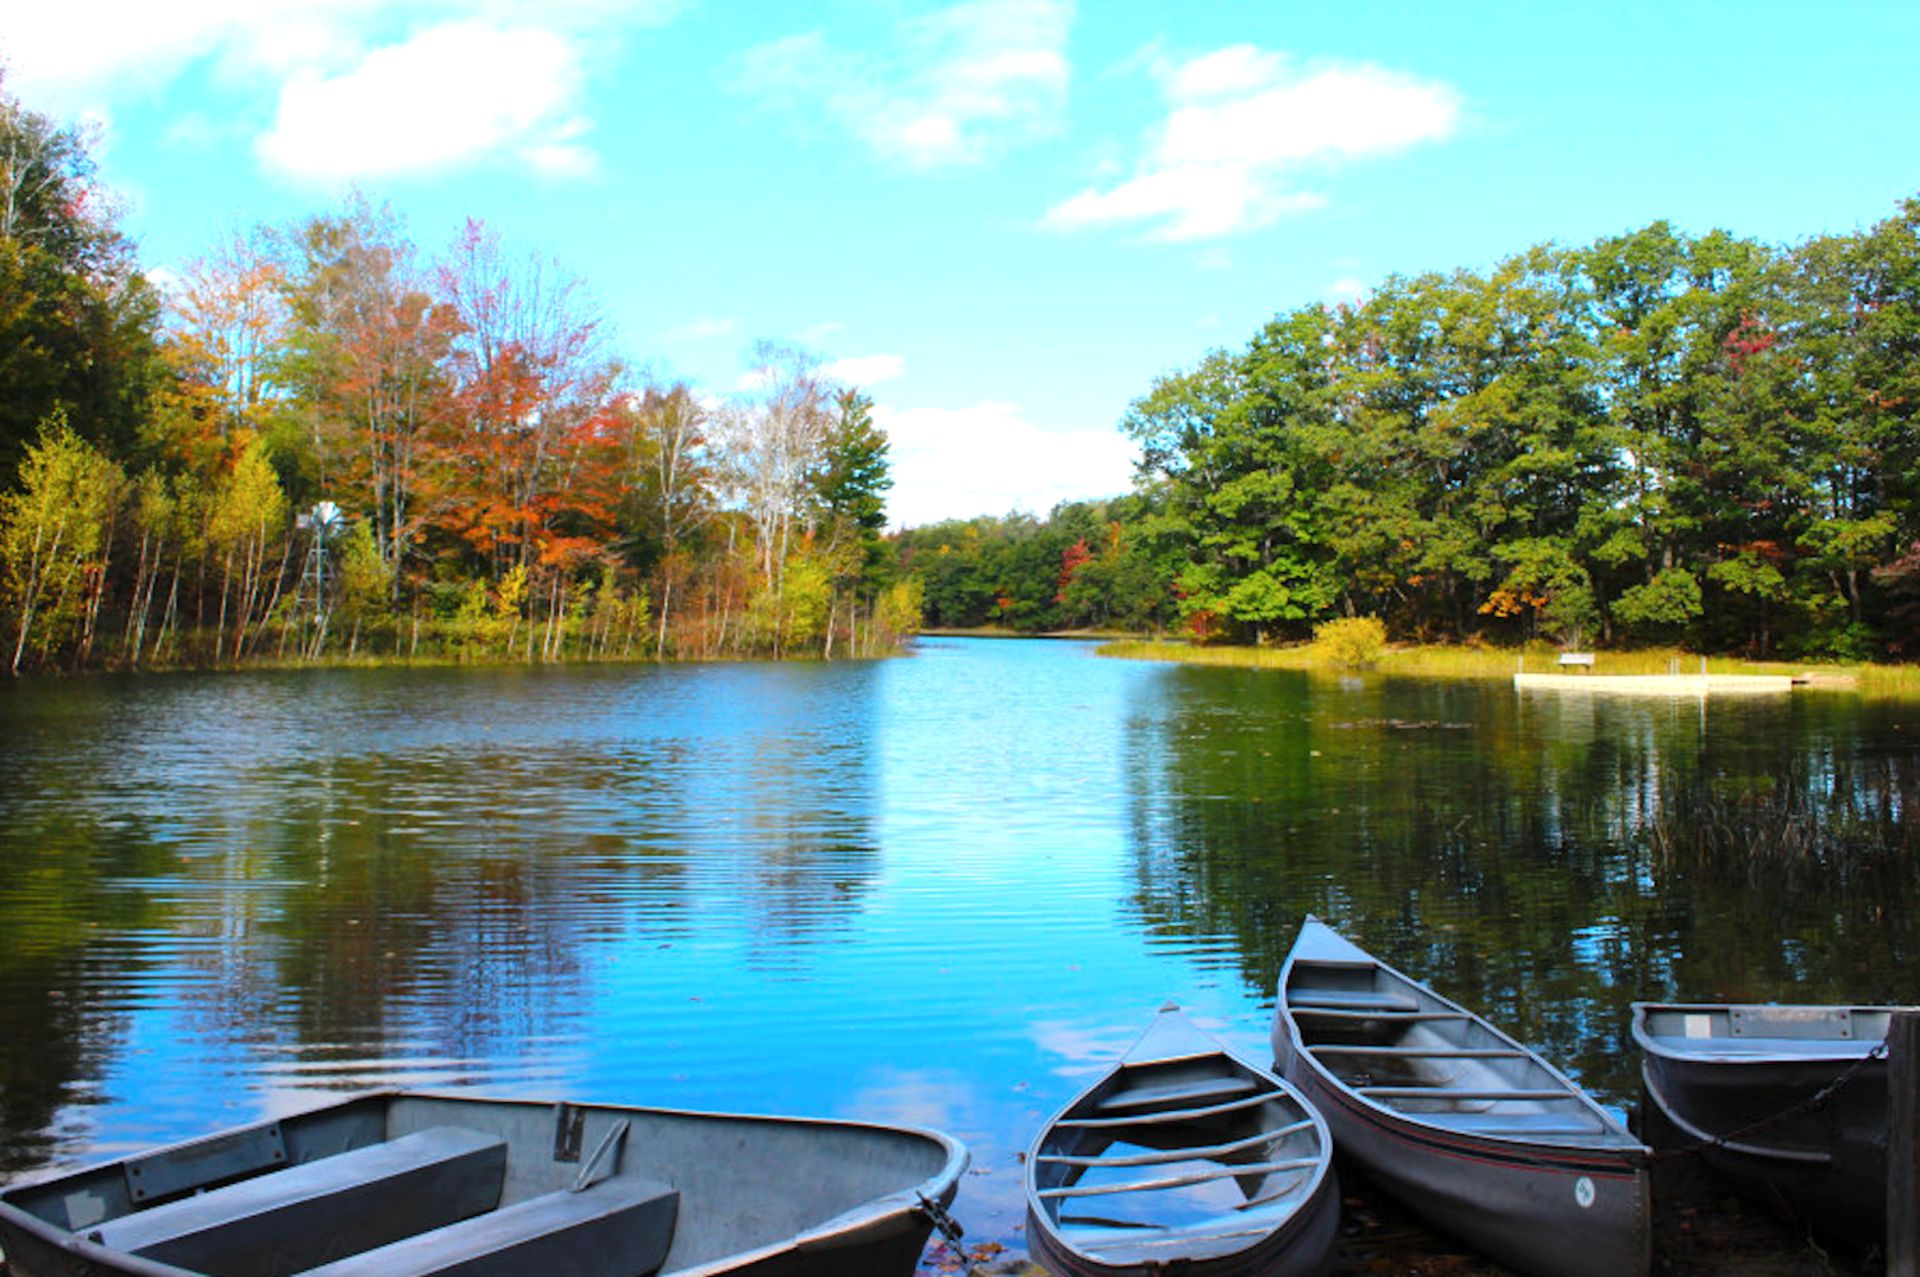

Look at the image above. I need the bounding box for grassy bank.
[1098,638,1920,698]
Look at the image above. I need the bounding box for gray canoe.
[1026,1003,1338,1277]
[1634,1001,1906,1243]
[1273,918,1649,1277]
[0,1090,968,1277]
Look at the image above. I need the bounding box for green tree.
[205,436,289,661]
[2,415,125,674]
[0,78,165,478]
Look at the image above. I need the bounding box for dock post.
[1891,1009,1920,1275]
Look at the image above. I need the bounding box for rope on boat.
[916,1191,982,1276]
[1645,1040,1889,1164]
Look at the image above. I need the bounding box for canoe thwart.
[1288,989,1422,1013]
[1289,1007,1468,1022]
[1035,1120,1314,1169]
[1308,1045,1528,1060]
[1071,1223,1274,1252]
[1054,1091,1279,1129]
[1036,1157,1322,1200]
[1358,1087,1577,1101]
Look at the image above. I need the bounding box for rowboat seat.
[1289,989,1421,1014]
[297,1175,679,1277]
[87,1127,508,1277]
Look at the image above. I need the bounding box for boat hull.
[1277,1036,1648,1277]
[0,1091,966,1277]
[1635,1003,1894,1245]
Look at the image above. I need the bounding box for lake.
[1,637,1917,1251]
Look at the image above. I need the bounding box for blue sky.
[7,1,1919,526]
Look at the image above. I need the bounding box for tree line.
[0,79,915,676]
[900,197,1920,660]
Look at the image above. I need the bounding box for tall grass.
[1098,638,1920,698]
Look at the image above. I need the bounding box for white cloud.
[822,353,906,386]
[1044,44,1459,240]
[4,1,684,99]
[2,1,686,176]
[734,0,1073,170]
[877,400,1138,527]
[669,316,738,341]
[255,22,591,182]
[1166,44,1283,100]
[1325,275,1369,303]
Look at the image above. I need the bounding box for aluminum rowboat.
[1273,917,1648,1277]
[1634,1001,1906,1243]
[0,1089,967,1277]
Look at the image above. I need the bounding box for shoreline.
[1094,638,1919,696]
[0,645,912,683]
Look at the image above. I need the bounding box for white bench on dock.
[1557,652,1594,668]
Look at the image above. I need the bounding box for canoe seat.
[1417,1111,1608,1138]
[1309,1045,1527,1060]
[1288,989,1421,1013]
[1057,1091,1279,1129]
[1037,1120,1315,1170]
[1097,1077,1259,1114]
[1037,1157,1321,1200]
[297,1176,679,1277]
[87,1127,507,1277]
[1359,1086,1574,1102]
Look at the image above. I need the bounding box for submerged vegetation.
[0,78,913,675]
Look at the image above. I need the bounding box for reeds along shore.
[1097,639,1920,698]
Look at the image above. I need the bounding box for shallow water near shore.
[1,637,1916,1259]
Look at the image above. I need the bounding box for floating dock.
[1513,672,1796,696]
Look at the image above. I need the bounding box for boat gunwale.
[1278,919,1641,1156]
[1630,1000,1915,1067]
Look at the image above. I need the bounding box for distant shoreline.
[1094,638,1909,696]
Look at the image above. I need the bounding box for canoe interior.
[0,1092,960,1277]
[1031,1048,1329,1268]
[1286,952,1632,1147]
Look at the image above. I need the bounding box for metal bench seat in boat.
[88,1126,507,1277]
[296,1176,679,1277]
[1287,988,1422,1013]
[1411,1109,1616,1140]
[1095,1075,1259,1114]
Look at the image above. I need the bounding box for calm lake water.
[2,637,1918,1248]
